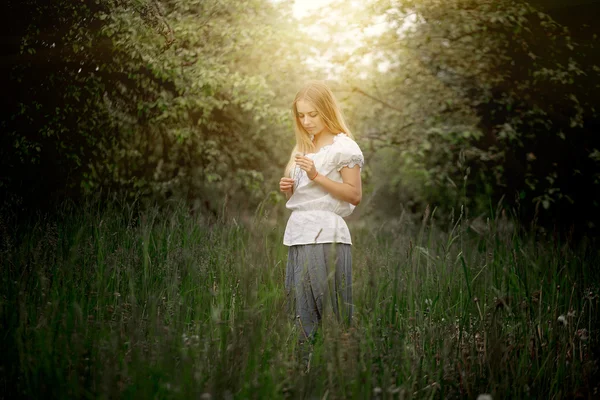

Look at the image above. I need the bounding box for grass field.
[1,200,598,399]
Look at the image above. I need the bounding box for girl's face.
[296,99,328,136]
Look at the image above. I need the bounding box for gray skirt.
[285,243,353,339]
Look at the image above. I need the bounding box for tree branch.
[351,86,404,114]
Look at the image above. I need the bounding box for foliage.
[319,0,600,234]
[1,202,598,398]
[1,0,307,212]
[4,0,600,236]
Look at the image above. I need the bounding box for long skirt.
[285,243,353,340]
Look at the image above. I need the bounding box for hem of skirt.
[283,240,352,246]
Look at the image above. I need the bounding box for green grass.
[1,201,598,399]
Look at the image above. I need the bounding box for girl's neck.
[312,130,336,150]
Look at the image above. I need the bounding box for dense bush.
[0,0,307,213]
[324,0,600,235]
[3,0,600,237]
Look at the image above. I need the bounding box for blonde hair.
[284,80,354,177]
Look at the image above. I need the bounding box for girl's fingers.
[297,161,312,169]
[295,157,313,166]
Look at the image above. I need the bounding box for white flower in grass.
[577,328,589,341]
[557,315,567,326]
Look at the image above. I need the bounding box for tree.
[318,0,600,234]
[1,0,309,213]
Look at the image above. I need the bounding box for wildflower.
[585,288,597,300]
[557,315,567,326]
[576,329,589,341]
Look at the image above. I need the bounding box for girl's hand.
[279,177,295,194]
[294,155,317,180]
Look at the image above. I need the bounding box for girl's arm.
[294,155,362,205]
[312,165,362,205]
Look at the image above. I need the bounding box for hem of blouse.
[283,240,353,247]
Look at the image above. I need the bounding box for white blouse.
[283,133,364,246]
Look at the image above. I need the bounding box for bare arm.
[312,165,362,205]
[295,154,362,205]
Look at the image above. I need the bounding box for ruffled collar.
[309,132,347,155]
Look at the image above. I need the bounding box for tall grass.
[1,200,598,399]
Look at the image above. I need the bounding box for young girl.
[279,80,364,341]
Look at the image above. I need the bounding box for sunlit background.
[291,0,391,78]
[292,0,332,18]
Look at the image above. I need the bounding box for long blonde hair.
[284,80,354,177]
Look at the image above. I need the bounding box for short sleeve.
[334,136,364,172]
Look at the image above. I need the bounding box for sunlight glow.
[292,0,390,78]
[292,0,335,19]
